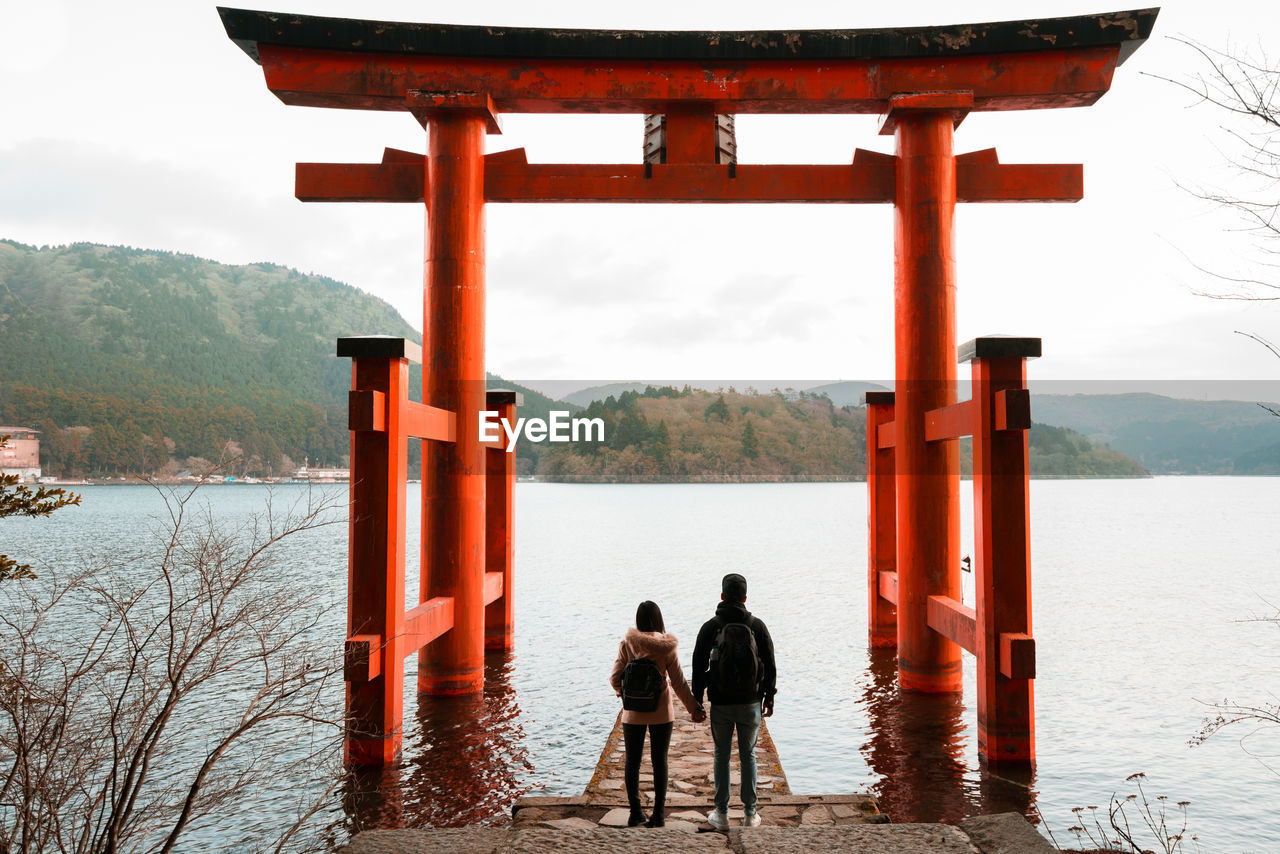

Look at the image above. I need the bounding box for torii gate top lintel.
[218,6,1158,114]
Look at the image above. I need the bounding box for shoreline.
[34,472,1278,487]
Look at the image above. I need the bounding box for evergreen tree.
[1,434,80,581]
[653,420,671,465]
[741,420,760,459]
[704,394,730,422]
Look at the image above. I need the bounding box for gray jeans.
[710,701,762,815]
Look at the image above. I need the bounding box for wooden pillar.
[414,95,496,695]
[887,94,968,693]
[966,337,1039,764]
[339,336,418,765]
[484,390,520,651]
[865,391,898,648]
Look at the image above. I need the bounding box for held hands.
[762,697,775,718]
[691,704,707,724]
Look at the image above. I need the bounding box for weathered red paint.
[994,388,1031,431]
[877,421,897,451]
[257,44,1121,114]
[340,338,477,764]
[866,341,1039,764]
[484,392,519,651]
[418,111,490,697]
[892,106,963,694]
[924,398,975,443]
[999,632,1036,681]
[970,350,1036,763]
[403,401,456,443]
[344,354,408,766]
[866,392,897,648]
[662,107,720,164]
[926,594,977,654]
[483,571,504,605]
[344,634,383,683]
[878,571,899,606]
[296,153,1081,205]
[403,595,456,653]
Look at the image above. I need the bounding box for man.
[691,572,777,830]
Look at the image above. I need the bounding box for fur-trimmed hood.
[611,627,700,725]
[624,627,679,658]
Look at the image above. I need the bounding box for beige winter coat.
[610,628,701,725]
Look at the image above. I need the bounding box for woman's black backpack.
[621,657,663,712]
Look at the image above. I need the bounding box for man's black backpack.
[620,657,664,712]
[710,620,760,697]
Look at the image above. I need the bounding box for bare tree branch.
[0,483,346,853]
[1147,38,1280,297]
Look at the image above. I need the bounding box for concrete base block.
[733,824,974,854]
[959,813,1056,854]
[504,828,729,852]
[338,828,507,854]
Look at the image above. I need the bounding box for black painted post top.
[336,336,423,363]
[486,389,524,407]
[959,336,1042,363]
[864,391,896,406]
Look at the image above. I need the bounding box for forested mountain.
[1031,393,1280,474]
[555,383,1280,474]
[0,241,562,477]
[0,240,1192,482]
[538,386,1148,482]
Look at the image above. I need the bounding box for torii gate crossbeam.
[219,6,1157,768]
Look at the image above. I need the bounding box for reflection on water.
[338,653,534,834]
[859,646,1037,825]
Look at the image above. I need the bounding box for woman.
[609,600,706,828]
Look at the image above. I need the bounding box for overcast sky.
[3,1,1280,398]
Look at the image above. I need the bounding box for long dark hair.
[636,600,665,634]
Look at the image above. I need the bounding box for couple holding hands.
[608,573,777,830]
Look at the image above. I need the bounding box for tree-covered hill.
[0,240,563,477]
[1031,392,1280,474]
[538,386,1148,482]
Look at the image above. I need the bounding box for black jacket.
[691,600,777,705]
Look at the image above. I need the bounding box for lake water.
[4,478,1278,852]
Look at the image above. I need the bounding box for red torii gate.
[219,6,1157,767]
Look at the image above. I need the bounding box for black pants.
[622,721,672,814]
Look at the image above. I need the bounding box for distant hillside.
[1031,393,1280,474]
[559,380,882,408]
[1024,423,1149,479]
[539,387,1147,482]
[561,382,652,408]
[796,381,890,408]
[0,240,563,477]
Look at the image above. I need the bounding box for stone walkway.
[510,711,882,831]
[340,813,1057,853]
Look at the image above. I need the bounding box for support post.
[865,391,898,647]
[888,94,968,693]
[416,98,493,695]
[484,390,521,651]
[339,336,418,765]
[966,336,1039,764]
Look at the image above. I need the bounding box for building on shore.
[0,427,41,479]
[290,465,350,483]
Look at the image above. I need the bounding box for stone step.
[511,793,885,829]
[338,814,1057,853]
